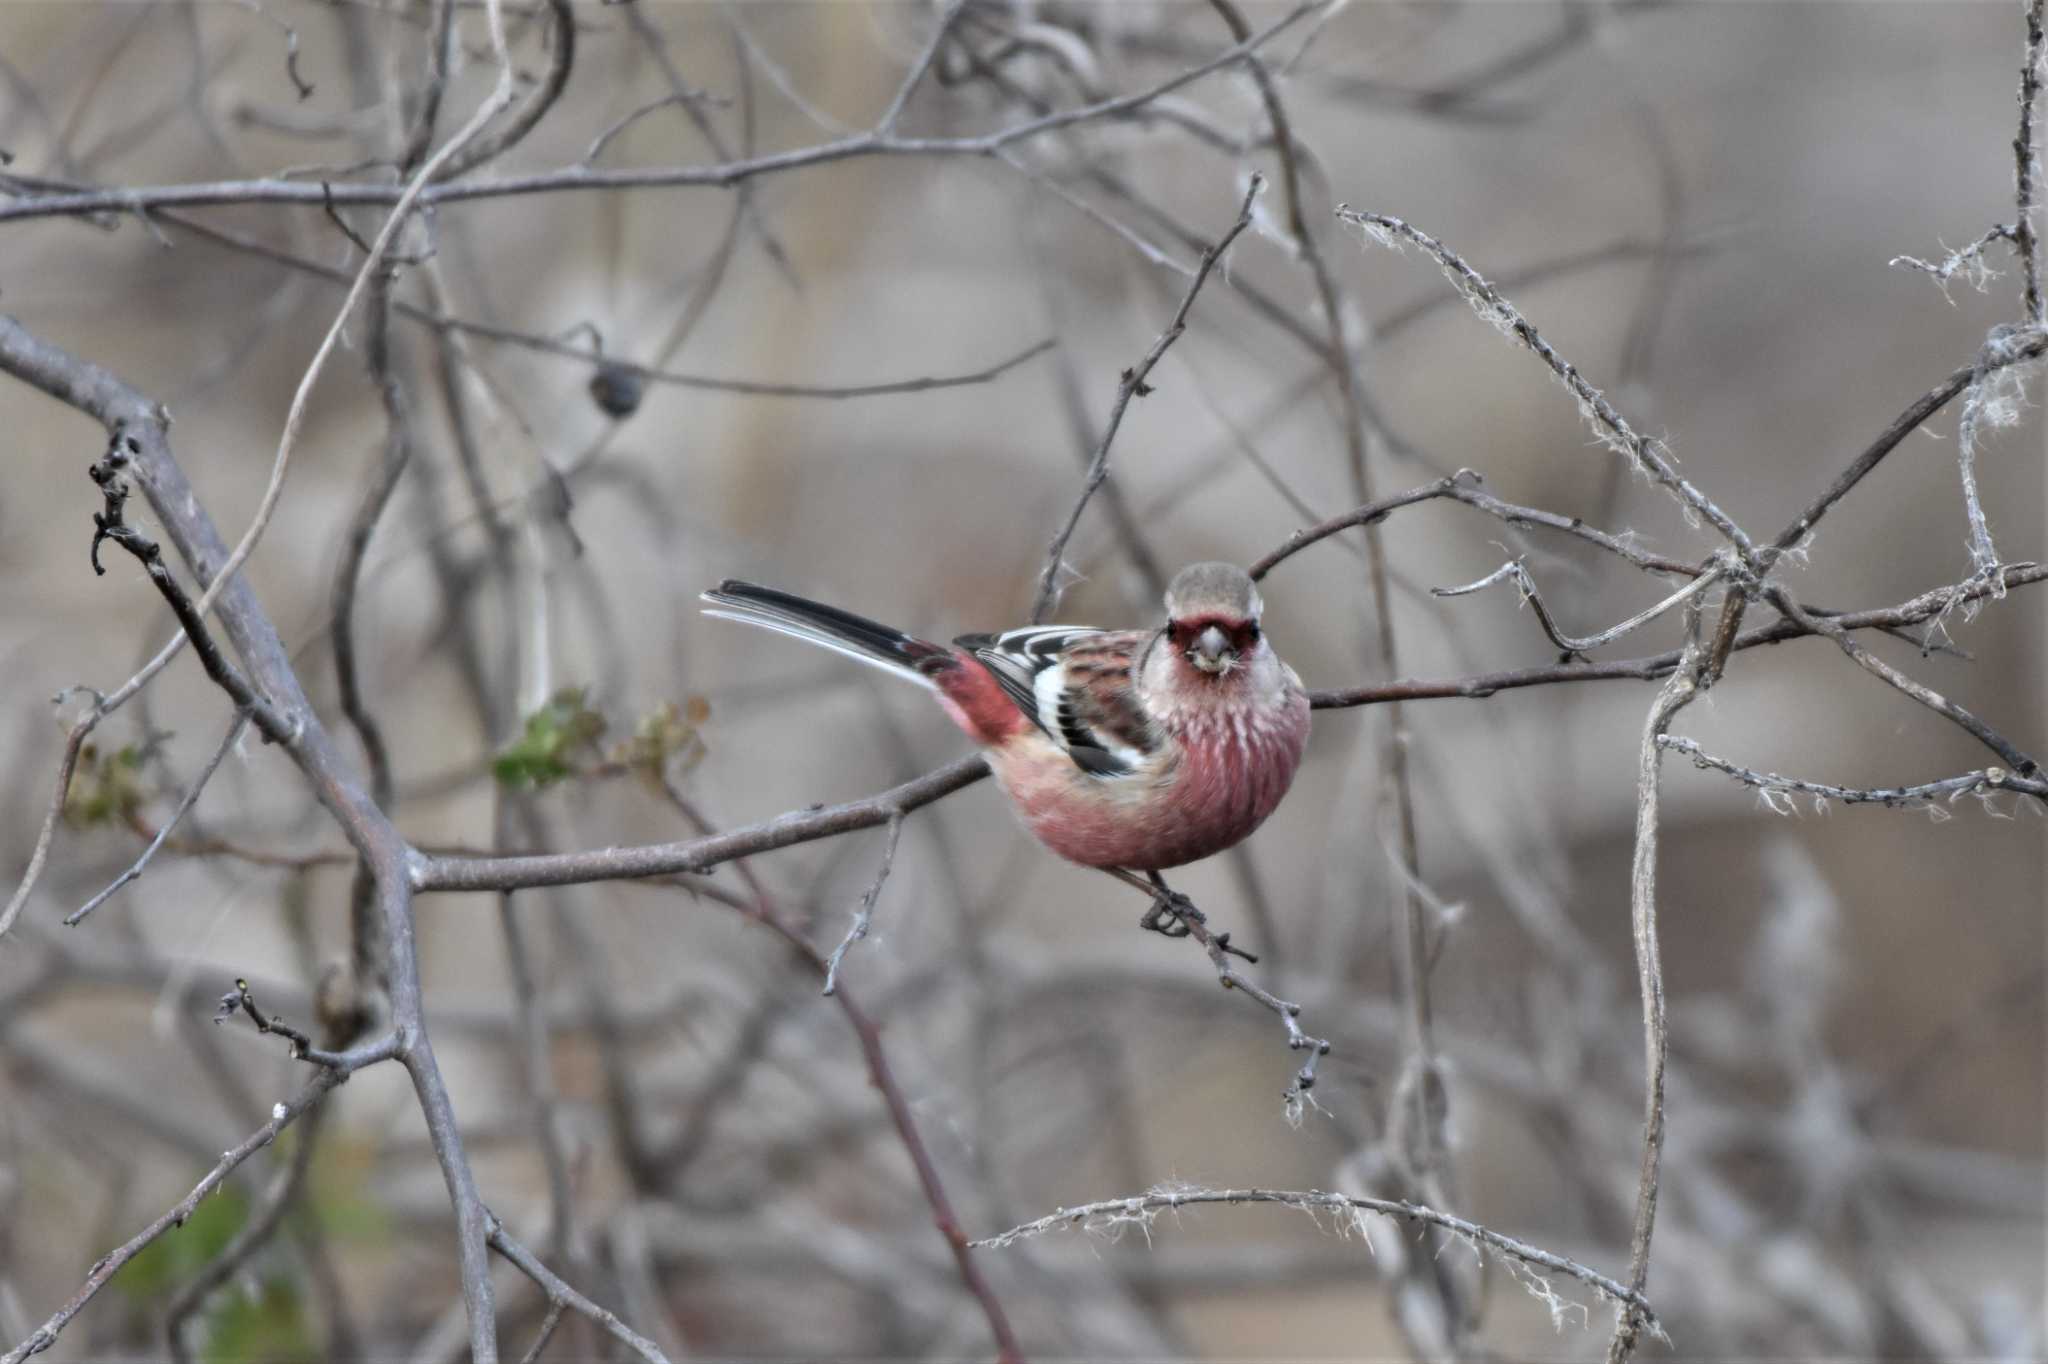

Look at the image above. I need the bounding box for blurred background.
[0,1,2041,1360]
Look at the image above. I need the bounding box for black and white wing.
[953,626,1157,777]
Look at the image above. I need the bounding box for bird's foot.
[1140,888,1259,963]
[1139,889,1200,938]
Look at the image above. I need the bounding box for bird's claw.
[1139,890,1260,963]
[1139,891,1198,938]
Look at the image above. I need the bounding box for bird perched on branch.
[702,563,1310,874]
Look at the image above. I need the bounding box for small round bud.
[589,363,644,419]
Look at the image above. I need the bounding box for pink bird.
[701,563,1311,897]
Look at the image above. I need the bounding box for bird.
[700,563,1311,882]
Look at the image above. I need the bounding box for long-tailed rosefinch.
[702,563,1310,872]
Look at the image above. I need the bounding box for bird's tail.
[700,580,955,688]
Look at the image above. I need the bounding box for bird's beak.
[1189,625,1234,673]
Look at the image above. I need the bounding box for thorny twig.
[972,1185,1662,1334]
[2015,0,2046,322]
[1658,735,2048,813]
[1891,223,2018,294]
[1338,207,1757,559]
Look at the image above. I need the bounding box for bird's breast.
[988,692,1308,870]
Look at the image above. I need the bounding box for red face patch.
[1168,616,1261,653]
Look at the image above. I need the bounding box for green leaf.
[493,686,607,789]
[613,696,710,780]
[63,741,148,827]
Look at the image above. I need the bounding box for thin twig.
[1250,470,1698,582]
[0,703,98,941]
[1115,870,1331,1119]
[581,89,729,166]
[822,812,904,996]
[514,1300,567,1364]
[1030,174,1264,620]
[438,0,574,181]
[1765,584,2040,777]
[874,0,967,135]
[1431,560,1720,656]
[485,1213,673,1364]
[163,1100,327,1363]
[66,706,252,926]
[213,978,381,1069]
[1768,329,2048,555]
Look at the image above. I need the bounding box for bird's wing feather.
[956,627,1159,777]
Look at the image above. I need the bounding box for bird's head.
[1161,561,1265,679]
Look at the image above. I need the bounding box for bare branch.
[1764,584,2040,777]
[182,0,521,642]
[416,755,986,893]
[1250,469,1699,582]
[2016,0,2046,321]
[1030,173,1264,621]
[438,0,574,182]
[0,4,1326,225]
[1431,559,1719,656]
[972,1186,1660,1333]
[163,1101,327,1364]
[1659,735,2048,812]
[1769,328,2048,555]
[874,0,967,135]
[581,89,730,167]
[1,1044,394,1364]
[1607,662,1700,1364]
[1338,207,1757,557]
[486,1213,673,1364]
[1116,870,1331,1118]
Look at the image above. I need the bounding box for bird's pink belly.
[993,722,1303,870]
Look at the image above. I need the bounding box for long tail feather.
[700,580,950,688]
